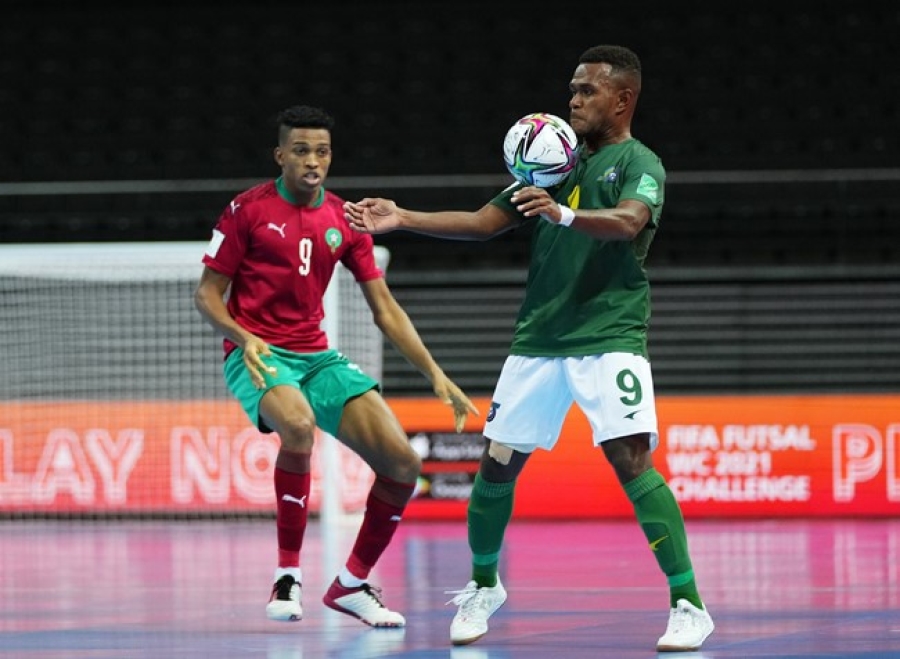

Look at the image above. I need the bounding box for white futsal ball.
[502,112,578,188]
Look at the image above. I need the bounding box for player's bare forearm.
[345,198,514,240]
[399,209,500,241]
[194,282,253,349]
[374,305,441,380]
[373,306,478,431]
[382,324,479,433]
[194,272,275,388]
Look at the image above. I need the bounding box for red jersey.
[202,178,383,356]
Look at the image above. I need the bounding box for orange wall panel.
[1,395,898,518]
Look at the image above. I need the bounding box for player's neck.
[587,127,633,153]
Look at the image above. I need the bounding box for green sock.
[624,468,702,609]
[467,472,516,588]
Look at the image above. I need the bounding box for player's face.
[567,62,622,144]
[275,128,332,195]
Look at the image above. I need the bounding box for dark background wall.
[3,1,898,265]
[4,1,897,179]
[3,1,899,396]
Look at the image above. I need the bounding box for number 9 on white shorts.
[484,353,659,452]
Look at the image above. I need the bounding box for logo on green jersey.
[636,174,659,203]
[601,166,618,182]
[325,228,343,253]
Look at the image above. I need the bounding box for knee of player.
[479,440,526,482]
[603,433,654,477]
[393,446,422,482]
[371,432,422,483]
[277,414,317,450]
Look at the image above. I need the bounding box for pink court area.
[1,517,899,658]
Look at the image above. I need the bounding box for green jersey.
[490,138,665,358]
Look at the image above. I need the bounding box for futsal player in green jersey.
[195,105,477,629]
[344,46,714,651]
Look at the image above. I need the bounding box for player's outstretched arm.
[345,198,517,241]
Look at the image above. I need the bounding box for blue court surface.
[1,518,898,658]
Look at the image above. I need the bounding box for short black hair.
[579,45,642,79]
[276,105,334,143]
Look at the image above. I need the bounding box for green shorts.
[224,346,379,435]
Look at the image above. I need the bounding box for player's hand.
[432,375,479,433]
[343,198,401,234]
[242,337,277,389]
[510,186,560,222]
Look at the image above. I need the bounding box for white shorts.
[483,353,659,452]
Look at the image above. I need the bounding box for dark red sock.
[274,449,311,568]
[345,475,415,580]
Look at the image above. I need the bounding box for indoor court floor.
[1,517,898,658]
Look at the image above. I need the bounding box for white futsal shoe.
[447,578,508,646]
[322,578,406,627]
[656,598,714,651]
[265,573,302,621]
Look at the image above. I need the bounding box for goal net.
[0,242,388,518]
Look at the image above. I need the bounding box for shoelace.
[444,584,480,608]
[272,575,300,600]
[359,583,387,608]
[273,576,297,600]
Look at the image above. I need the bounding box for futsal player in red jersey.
[194,105,477,627]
